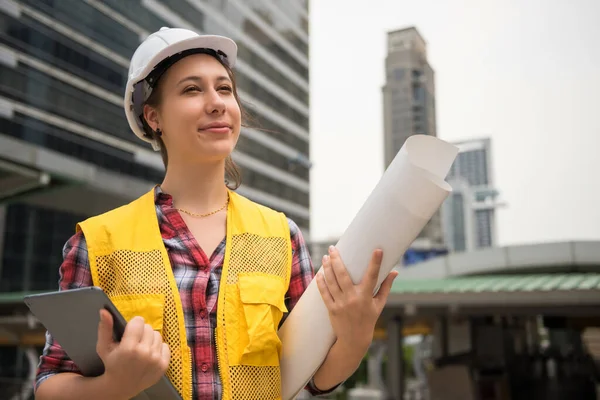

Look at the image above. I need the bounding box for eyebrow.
[177,75,231,86]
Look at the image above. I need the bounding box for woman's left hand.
[316,246,398,355]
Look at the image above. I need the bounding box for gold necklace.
[177,194,229,218]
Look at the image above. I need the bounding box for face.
[144,53,242,166]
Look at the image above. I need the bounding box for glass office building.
[442,138,503,252]
[0,0,310,394]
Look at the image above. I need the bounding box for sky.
[308,0,600,246]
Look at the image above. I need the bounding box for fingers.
[321,247,385,297]
[152,330,163,354]
[160,342,171,371]
[97,309,115,356]
[328,246,354,292]
[374,270,398,311]
[140,323,155,348]
[362,249,384,291]
[321,253,343,299]
[121,316,145,346]
[316,269,335,309]
[151,329,168,372]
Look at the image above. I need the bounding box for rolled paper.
[278,134,459,400]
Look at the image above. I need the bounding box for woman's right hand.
[96,309,171,399]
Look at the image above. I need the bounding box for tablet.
[24,286,182,400]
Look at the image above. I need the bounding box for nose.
[204,88,226,115]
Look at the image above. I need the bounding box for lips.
[198,121,232,134]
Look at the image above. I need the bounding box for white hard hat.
[124,27,238,150]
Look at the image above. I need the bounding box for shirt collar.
[154,185,173,207]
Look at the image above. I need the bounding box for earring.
[155,128,162,137]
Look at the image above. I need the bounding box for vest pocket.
[235,274,288,366]
[111,293,165,335]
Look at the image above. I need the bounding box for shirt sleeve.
[283,218,342,397]
[282,218,315,323]
[35,231,93,391]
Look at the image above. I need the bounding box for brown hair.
[141,52,243,190]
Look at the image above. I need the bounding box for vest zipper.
[215,327,222,389]
[188,346,193,400]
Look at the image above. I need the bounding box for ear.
[143,104,160,132]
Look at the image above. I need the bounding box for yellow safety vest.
[77,188,292,400]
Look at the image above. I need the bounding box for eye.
[218,85,233,93]
[183,85,200,93]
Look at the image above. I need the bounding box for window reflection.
[20,0,140,57]
[0,202,86,292]
[2,6,309,136]
[247,2,308,55]
[236,135,309,181]
[1,13,126,91]
[243,112,309,155]
[0,64,132,143]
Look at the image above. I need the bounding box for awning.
[392,273,600,293]
[0,291,42,306]
[0,158,51,202]
[0,135,151,216]
[386,273,600,315]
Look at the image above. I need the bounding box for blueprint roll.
[278,134,459,400]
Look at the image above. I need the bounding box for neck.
[160,160,229,213]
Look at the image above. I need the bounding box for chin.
[184,135,236,161]
[196,146,235,163]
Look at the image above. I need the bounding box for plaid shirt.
[36,187,335,398]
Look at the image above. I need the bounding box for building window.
[1,203,85,292]
[412,85,425,103]
[20,0,142,58]
[235,135,309,181]
[475,210,492,248]
[394,68,405,81]
[2,13,126,91]
[451,193,466,252]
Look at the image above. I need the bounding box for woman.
[34,27,398,400]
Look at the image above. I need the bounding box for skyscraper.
[442,138,503,252]
[382,26,442,246]
[0,0,310,393]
